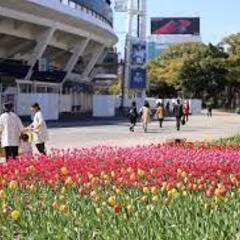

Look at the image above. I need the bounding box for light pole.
[123,0,147,107]
[123,0,134,107]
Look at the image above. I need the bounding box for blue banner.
[129,68,146,89]
[131,41,147,66]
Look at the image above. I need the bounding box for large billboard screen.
[151,18,200,35]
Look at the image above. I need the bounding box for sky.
[114,0,240,55]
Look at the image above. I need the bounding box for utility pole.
[139,0,147,99]
[123,0,134,107]
[123,0,147,107]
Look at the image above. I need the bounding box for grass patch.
[214,135,240,145]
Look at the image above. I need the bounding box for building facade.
[0,0,118,119]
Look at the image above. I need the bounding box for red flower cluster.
[0,143,240,198]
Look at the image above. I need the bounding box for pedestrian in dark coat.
[173,99,183,131]
[128,102,138,132]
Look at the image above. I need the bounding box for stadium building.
[0,0,118,119]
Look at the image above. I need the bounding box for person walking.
[29,103,48,155]
[128,101,138,132]
[173,99,183,131]
[0,103,24,161]
[140,101,151,133]
[165,102,170,116]
[156,102,165,128]
[183,100,190,122]
[207,105,212,117]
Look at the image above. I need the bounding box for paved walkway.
[47,111,240,149]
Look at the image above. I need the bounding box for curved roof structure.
[0,0,118,83]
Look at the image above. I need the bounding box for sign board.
[114,0,127,12]
[131,41,147,65]
[129,67,146,89]
[151,17,200,35]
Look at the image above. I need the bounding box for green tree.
[147,42,229,105]
[222,33,240,108]
[109,79,122,95]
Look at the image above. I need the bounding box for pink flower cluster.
[1,143,240,197]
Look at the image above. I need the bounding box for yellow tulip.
[137,169,145,177]
[108,196,116,206]
[9,180,18,191]
[29,184,37,193]
[59,204,68,213]
[126,205,133,213]
[115,188,121,195]
[0,190,6,199]
[151,187,159,195]
[61,187,66,194]
[10,210,20,221]
[64,177,73,187]
[182,191,187,197]
[143,187,149,194]
[96,208,103,217]
[168,188,179,199]
[59,195,65,202]
[152,196,159,203]
[141,196,148,203]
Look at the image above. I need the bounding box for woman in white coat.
[29,103,48,155]
[0,103,24,160]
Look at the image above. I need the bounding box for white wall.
[59,92,93,113]
[17,93,59,120]
[59,94,72,113]
[115,96,202,115]
[189,99,202,114]
[93,95,115,117]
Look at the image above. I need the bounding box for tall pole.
[140,0,147,99]
[137,0,140,38]
[123,0,134,107]
[140,0,147,40]
[123,0,147,106]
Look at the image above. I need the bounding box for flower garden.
[1,142,240,239]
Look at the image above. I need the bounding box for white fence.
[59,94,72,113]
[16,92,93,120]
[93,95,116,117]
[17,94,59,120]
[115,97,202,115]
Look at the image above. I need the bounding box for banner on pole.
[129,67,146,89]
[131,41,147,65]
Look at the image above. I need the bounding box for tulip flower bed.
[1,143,240,239]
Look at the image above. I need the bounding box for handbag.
[181,118,186,125]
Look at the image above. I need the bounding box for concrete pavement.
[47,111,240,149]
